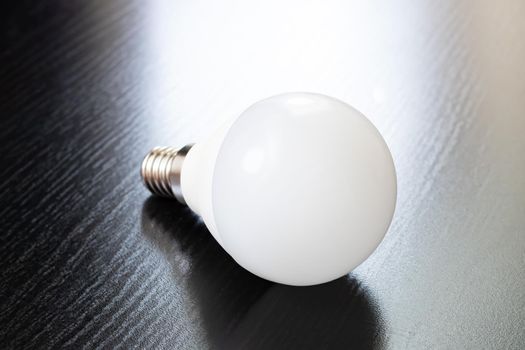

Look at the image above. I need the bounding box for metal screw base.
[140,145,193,204]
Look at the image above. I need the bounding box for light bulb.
[141,92,396,286]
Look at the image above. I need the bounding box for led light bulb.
[141,92,396,286]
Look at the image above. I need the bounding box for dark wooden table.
[1,1,524,349]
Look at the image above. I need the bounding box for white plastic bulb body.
[179,92,397,286]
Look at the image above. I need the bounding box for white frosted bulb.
[141,93,396,286]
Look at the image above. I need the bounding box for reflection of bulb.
[141,92,396,286]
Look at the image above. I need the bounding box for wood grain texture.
[0,0,524,349]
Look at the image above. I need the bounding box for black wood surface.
[1,1,524,349]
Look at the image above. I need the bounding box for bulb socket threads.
[140,145,193,204]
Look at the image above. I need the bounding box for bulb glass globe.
[179,93,396,286]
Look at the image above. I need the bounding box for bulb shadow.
[141,197,385,350]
